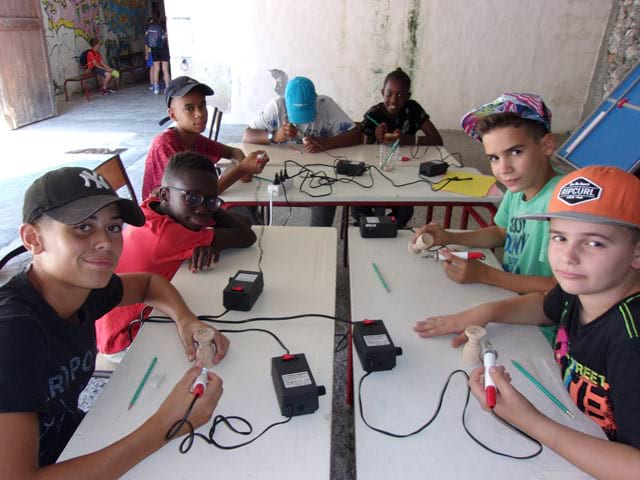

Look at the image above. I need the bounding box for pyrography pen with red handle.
[482,342,498,409]
[424,250,486,261]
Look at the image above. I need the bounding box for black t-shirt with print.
[0,270,123,465]
[361,99,429,137]
[544,285,640,447]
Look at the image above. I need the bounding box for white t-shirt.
[249,95,354,139]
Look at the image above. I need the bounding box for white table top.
[348,229,605,479]
[61,227,337,479]
[221,164,501,206]
[229,143,455,167]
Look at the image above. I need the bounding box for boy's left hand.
[190,246,219,272]
[178,317,230,364]
[414,312,473,347]
[439,249,488,284]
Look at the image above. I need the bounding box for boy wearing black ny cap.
[142,76,268,200]
[0,167,228,473]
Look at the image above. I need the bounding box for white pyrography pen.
[423,251,485,261]
[192,331,217,397]
[482,342,498,409]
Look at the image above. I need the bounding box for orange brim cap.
[519,166,640,228]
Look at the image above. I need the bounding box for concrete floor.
[0,82,497,479]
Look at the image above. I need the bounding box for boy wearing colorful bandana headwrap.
[412,93,560,301]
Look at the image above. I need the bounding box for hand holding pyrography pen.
[482,342,498,408]
[192,327,217,396]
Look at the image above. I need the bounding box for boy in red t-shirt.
[86,38,118,95]
[96,151,256,361]
[142,76,268,199]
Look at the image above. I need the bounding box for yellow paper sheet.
[435,171,496,197]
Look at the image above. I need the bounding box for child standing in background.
[144,17,157,91]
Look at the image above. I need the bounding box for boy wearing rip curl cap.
[0,166,228,474]
[417,166,640,479]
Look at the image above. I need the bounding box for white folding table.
[60,226,337,479]
[348,229,605,479]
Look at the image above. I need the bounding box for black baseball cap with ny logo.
[23,167,144,226]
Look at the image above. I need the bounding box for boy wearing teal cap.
[244,76,363,226]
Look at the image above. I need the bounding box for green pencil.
[383,139,400,166]
[366,114,380,126]
[372,262,390,293]
[253,175,272,182]
[511,360,575,419]
[128,356,158,410]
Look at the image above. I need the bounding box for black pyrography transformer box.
[359,215,398,238]
[352,319,403,372]
[223,270,264,311]
[336,160,366,176]
[419,160,448,177]
[271,353,326,417]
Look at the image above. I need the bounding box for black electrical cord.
[410,145,465,168]
[127,307,230,343]
[256,225,266,273]
[131,313,354,354]
[371,165,472,191]
[166,394,293,453]
[218,327,290,354]
[281,182,293,226]
[358,369,543,459]
[281,159,472,198]
[198,312,353,326]
[164,326,294,452]
[283,160,376,198]
[334,331,350,353]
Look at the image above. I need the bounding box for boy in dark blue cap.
[243,76,363,226]
[0,166,227,473]
[143,76,269,200]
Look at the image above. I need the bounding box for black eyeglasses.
[164,186,223,211]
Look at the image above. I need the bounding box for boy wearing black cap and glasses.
[0,166,228,473]
[142,76,269,201]
[97,152,255,363]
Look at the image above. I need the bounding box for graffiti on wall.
[41,0,147,95]
[42,0,101,41]
[100,0,146,40]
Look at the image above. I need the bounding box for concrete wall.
[40,0,147,95]
[164,0,611,132]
